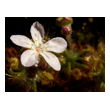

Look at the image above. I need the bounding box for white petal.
[10,35,34,48]
[30,22,43,46]
[35,21,45,39]
[21,50,38,67]
[40,51,61,71]
[44,37,67,53]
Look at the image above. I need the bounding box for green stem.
[66,35,73,51]
[67,62,72,75]
[33,80,37,92]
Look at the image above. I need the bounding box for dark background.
[5,17,105,47]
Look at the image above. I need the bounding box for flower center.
[36,48,40,52]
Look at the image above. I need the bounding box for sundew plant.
[5,17,105,92]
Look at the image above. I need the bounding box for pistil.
[36,48,41,53]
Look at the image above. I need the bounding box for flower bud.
[56,17,63,26]
[63,17,73,24]
[61,26,72,35]
[56,17,73,27]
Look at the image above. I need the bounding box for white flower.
[10,21,67,71]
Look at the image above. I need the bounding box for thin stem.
[33,80,37,92]
[66,35,73,51]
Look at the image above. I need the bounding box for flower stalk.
[33,80,37,92]
[66,34,73,51]
[56,17,73,51]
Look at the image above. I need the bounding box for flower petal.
[10,35,34,48]
[21,50,38,67]
[30,22,43,46]
[35,21,45,39]
[40,51,61,71]
[44,37,67,53]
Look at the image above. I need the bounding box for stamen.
[36,61,39,64]
[45,47,47,49]
[35,40,38,42]
[43,40,46,43]
[30,46,32,49]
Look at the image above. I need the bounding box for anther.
[43,40,46,43]
[45,47,47,49]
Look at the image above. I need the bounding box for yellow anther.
[38,51,40,54]
[43,40,46,43]
[61,55,63,58]
[45,47,47,49]
[35,40,38,42]
[36,61,39,64]
[36,50,40,54]
[30,46,32,49]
